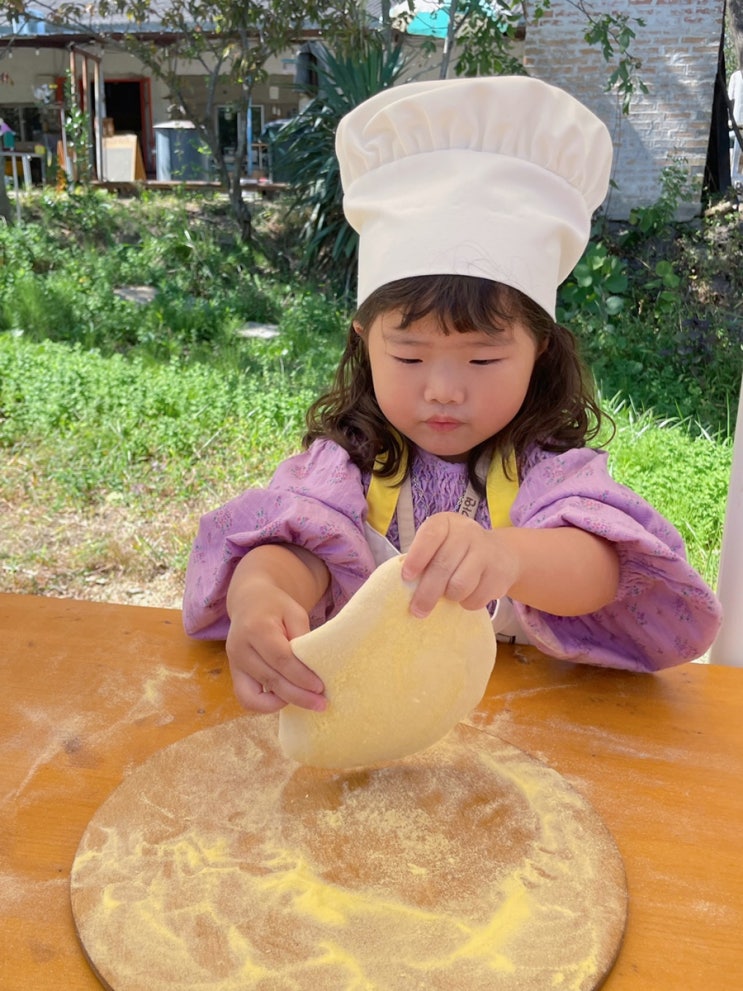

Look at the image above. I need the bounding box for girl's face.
[358,309,539,462]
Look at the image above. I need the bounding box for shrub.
[559,163,741,434]
[271,38,408,299]
[0,190,281,360]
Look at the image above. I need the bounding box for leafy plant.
[446,0,527,79]
[577,3,648,113]
[574,303,741,434]
[557,237,629,326]
[0,189,280,360]
[557,158,741,434]
[624,160,693,243]
[643,258,682,313]
[62,70,93,187]
[270,38,408,298]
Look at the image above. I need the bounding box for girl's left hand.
[401,512,517,618]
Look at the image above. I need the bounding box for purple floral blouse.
[182,439,722,672]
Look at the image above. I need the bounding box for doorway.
[104,79,153,174]
[217,103,265,174]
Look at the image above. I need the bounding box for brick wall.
[523,0,725,219]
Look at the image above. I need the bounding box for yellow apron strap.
[365,448,408,537]
[366,449,519,537]
[485,451,519,528]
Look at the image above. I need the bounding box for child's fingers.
[409,563,471,617]
[255,637,326,707]
[231,668,287,713]
[401,514,452,581]
[270,646,325,696]
[405,516,497,616]
[230,654,327,713]
[226,618,325,711]
[409,548,470,618]
[261,671,327,711]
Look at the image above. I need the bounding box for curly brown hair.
[303,275,611,495]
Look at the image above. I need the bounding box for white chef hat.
[336,76,613,318]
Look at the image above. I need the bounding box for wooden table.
[1,593,741,990]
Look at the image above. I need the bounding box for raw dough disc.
[281,556,497,768]
[71,716,626,991]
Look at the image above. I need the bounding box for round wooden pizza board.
[70,716,627,991]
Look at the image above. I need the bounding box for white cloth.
[729,70,743,180]
[729,69,743,120]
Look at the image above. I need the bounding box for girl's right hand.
[225,578,327,713]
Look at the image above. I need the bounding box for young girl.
[183,76,722,713]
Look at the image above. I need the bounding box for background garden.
[0,179,740,608]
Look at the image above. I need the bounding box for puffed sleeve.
[182,439,376,639]
[510,447,722,671]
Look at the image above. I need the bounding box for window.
[0,104,44,143]
[216,103,265,171]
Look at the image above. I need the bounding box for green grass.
[604,401,731,587]
[0,333,730,588]
[0,331,330,502]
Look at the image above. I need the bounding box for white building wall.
[523,0,725,219]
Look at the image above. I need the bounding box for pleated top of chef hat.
[336,76,613,318]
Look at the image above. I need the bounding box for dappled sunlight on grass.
[602,397,731,586]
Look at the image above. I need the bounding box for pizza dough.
[279,556,496,769]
